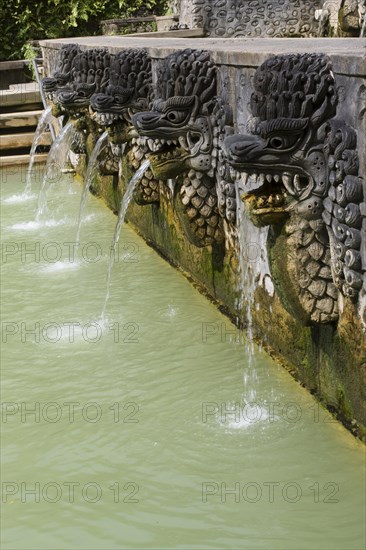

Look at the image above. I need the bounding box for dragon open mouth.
[89,93,132,126]
[141,137,186,177]
[89,110,125,126]
[239,169,311,225]
[142,131,204,176]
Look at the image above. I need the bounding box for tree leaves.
[0,0,168,61]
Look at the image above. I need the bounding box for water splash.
[25,106,54,195]
[40,261,81,274]
[10,219,67,231]
[101,159,150,320]
[2,193,36,204]
[75,131,109,244]
[36,122,76,220]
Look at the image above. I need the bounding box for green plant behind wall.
[0,0,168,61]
[22,42,38,80]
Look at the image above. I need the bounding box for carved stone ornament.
[41,44,80,102]
[179,0,320,38]
[132,49,232,247]
[224,53,365,325]
[89,49,159,204]
[50,49,112,155]
[55,48,111,112]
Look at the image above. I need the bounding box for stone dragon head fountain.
[132,49,231,247]
[55,48,111,113]
[224,53,365,325]
[50,48,112,155]
[89,49,159,204]
[42,43,80,113]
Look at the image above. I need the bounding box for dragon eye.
[267,134,300,150]
[269,137,283,148]
[165,110,187,123]
[167,112,178,122]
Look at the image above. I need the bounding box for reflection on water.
[1,169,365,550]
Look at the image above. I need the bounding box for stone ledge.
[39,37,366,75]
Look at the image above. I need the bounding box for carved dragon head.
[89,49,159,204]
[224,54,338,227]
[224,53,365,324]
[89,49,151,133]
[132,49,218,180]
[42,44,80,102]
[55,49,111,115]
[131,49,225,247]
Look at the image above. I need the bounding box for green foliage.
[0,0,168,61]
[22,42,38,80]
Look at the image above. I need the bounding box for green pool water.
[1,168,365,549]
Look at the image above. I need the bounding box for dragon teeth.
[274,174,280,183]
[178,136,188,149]
[294,174,303,192]
[282,174,295,195]
[229,167,237,180]
[266,174,273,183]
[240,172,248,185]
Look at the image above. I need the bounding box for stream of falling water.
[317,9,328,37]
[101,159,150,320]
[24,106,54,195]
[361,13,366,37]
[235,175,273,365]
[36,122,76,220]
[75,130,109,244]
[235,181,254,361]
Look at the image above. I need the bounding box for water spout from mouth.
[75,130,109,244]
[235,178,273,362]
[361,12,366,37]
[36,122,76,220]
[101,158,150,320]
[25,106,54,195]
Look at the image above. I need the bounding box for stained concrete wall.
[40,36,366,439]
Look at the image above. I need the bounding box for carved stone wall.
[179,0,321,37]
